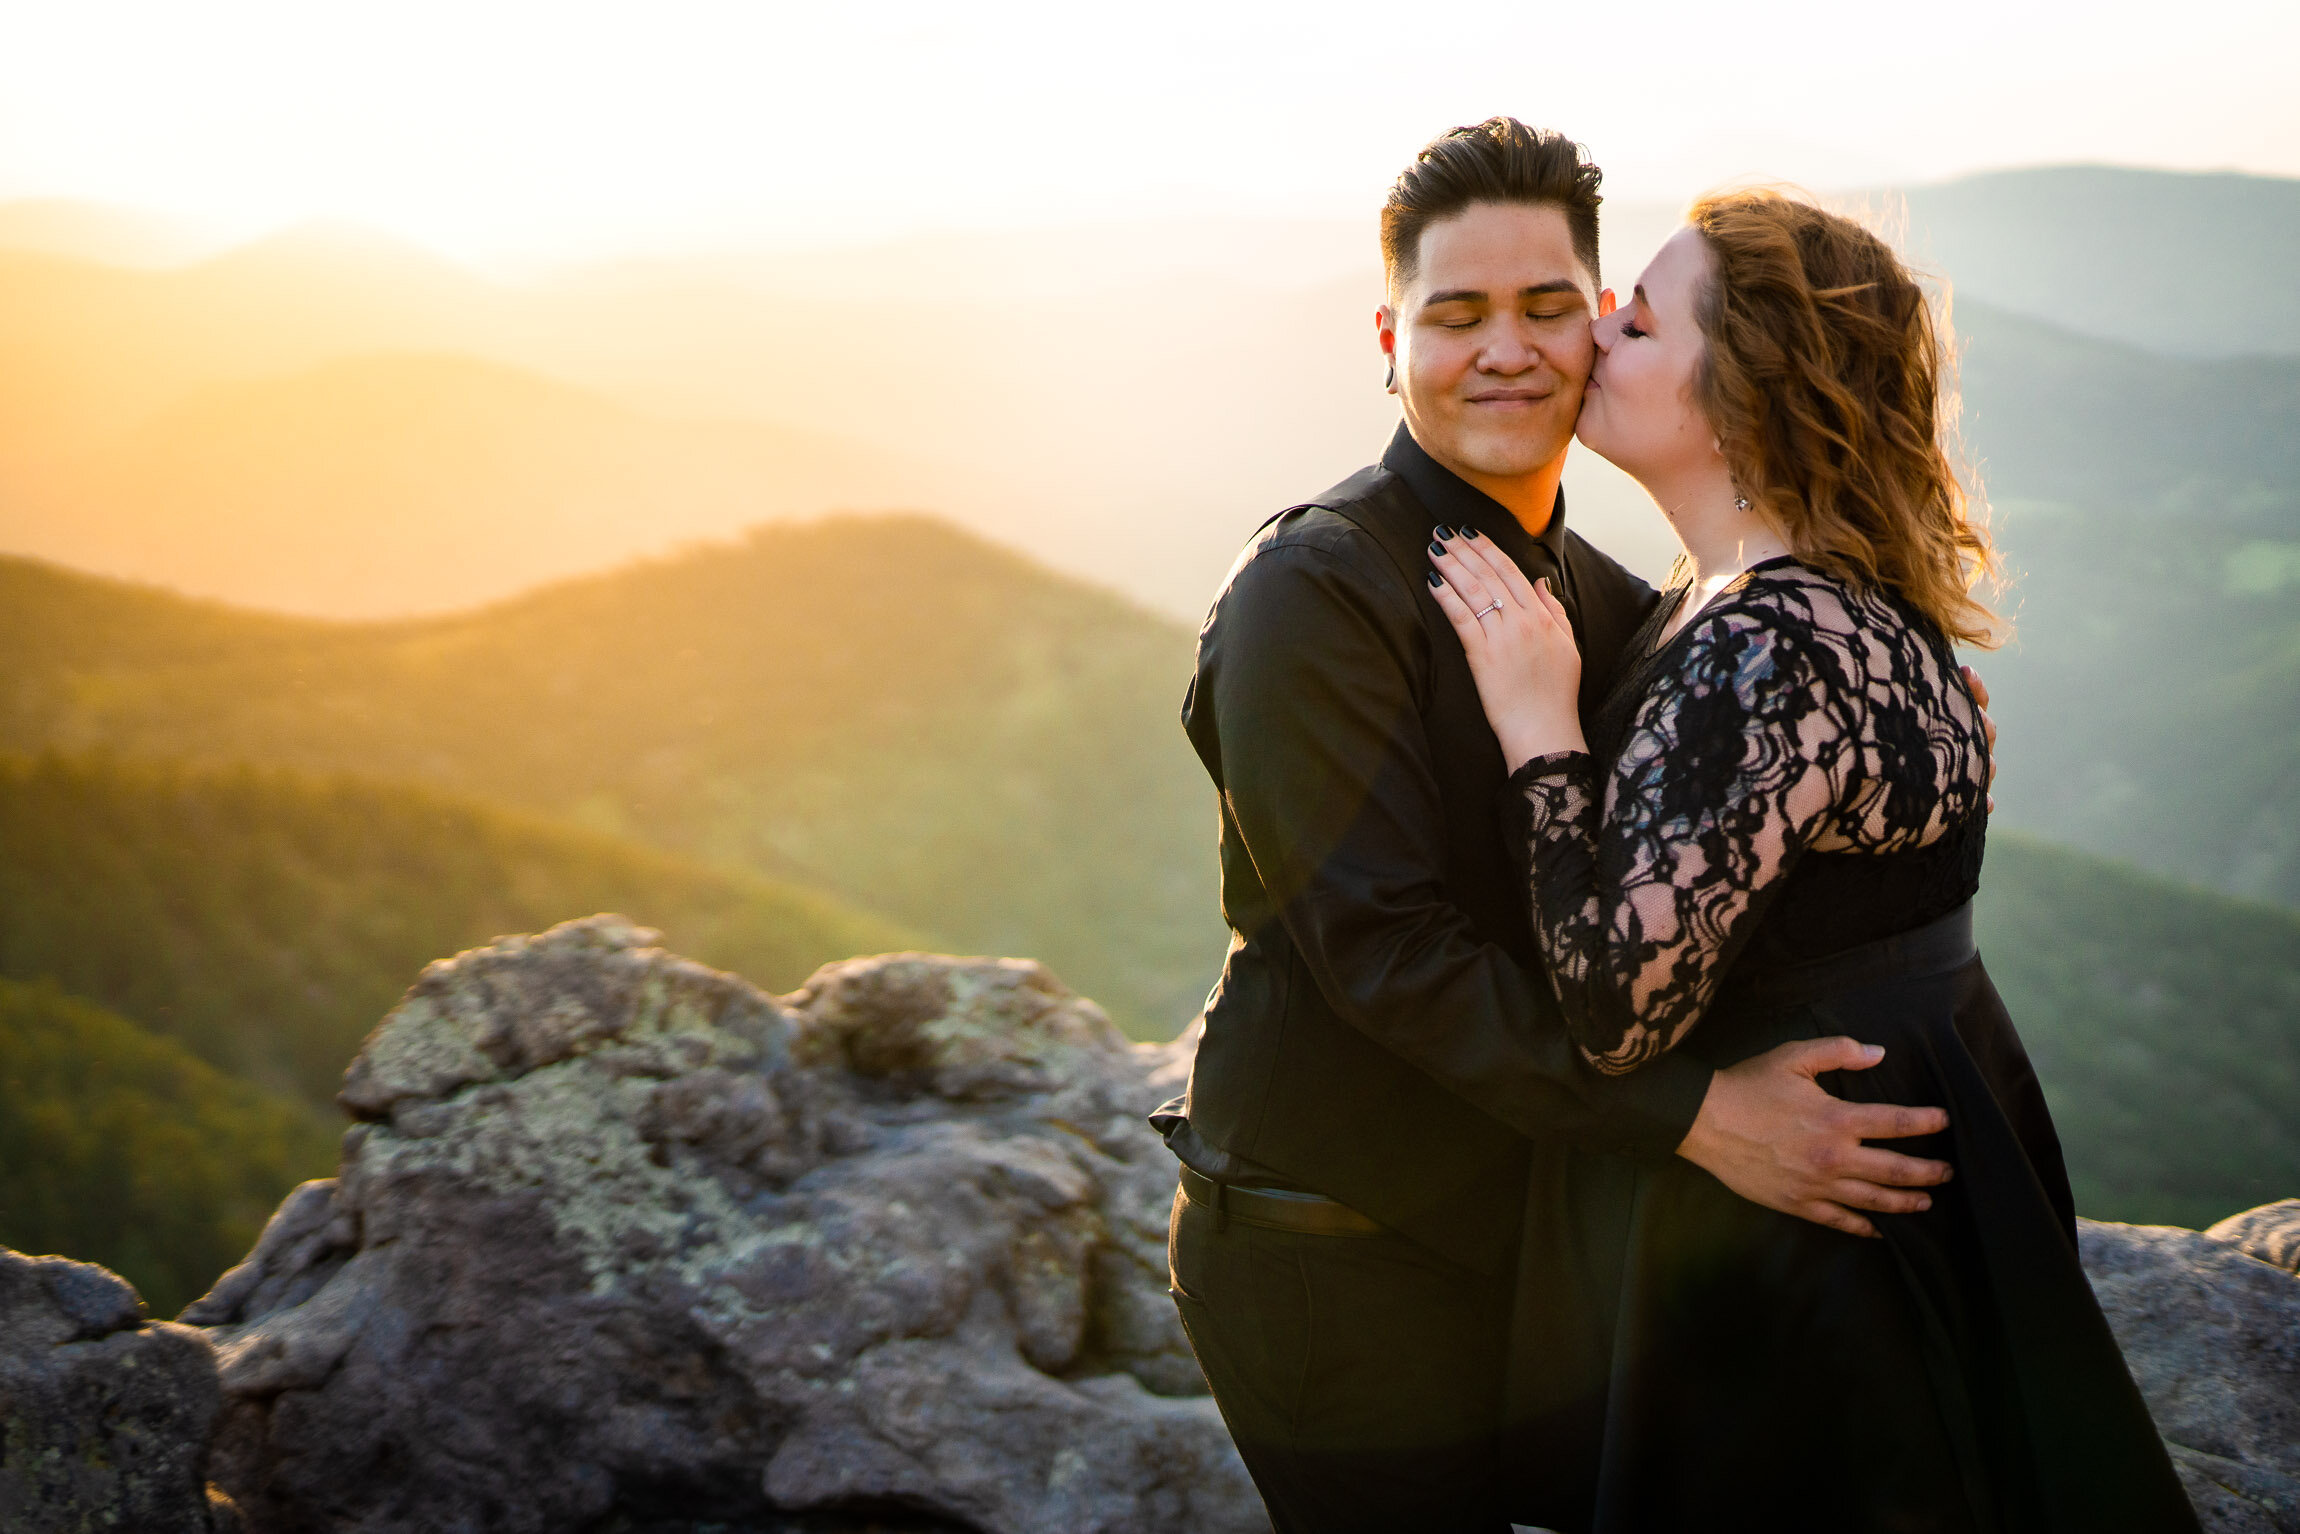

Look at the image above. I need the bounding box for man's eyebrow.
[1421,280,1586,307]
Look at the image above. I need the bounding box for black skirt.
[1505,906,2201,1534]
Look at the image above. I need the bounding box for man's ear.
[1376,303,1398,359]
[1597,288,1618,319]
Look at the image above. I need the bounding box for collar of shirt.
[1380,421,1571,580]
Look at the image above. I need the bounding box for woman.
[1428,191,2198,1532]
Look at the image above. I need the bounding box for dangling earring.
[1384,360,1397,392]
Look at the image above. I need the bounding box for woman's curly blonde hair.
[1688,188,1999,647]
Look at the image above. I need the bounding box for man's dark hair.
[1381,117,1603,295]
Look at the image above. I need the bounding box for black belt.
[1177,1165,1385,1238]
[1730,900,1977,1011]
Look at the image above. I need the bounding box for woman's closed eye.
[1620,320,1648,339]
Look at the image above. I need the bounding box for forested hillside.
[1,621,2293,1228]
[1977,833,2300,1227]
[0,752,918,1107]
[1958,302,2300,907]
[0,524,1220,1033]
[0,977,335,1315]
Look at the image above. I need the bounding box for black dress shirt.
[1167,423,1715,1275]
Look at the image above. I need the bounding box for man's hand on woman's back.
[1676,1037,1953,1238]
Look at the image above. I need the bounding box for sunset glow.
[4,0,2297,263]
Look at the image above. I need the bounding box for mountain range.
[0,519,1219,1033]
[2,165,2292,614]
[0,164,2291,1305]
[0,534,2290,1298]
[1901,166,2300,359]
[26,350,964,618]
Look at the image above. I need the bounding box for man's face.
[1378,202,1608,488]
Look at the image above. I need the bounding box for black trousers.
[1167,1183,1524,1534]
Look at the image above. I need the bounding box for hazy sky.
[2,0,2295,261]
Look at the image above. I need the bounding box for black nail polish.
[1429,539,1447,557]
[1459,525,1480,540]
[1426,569,1443,587]
[1432,524,1453,540]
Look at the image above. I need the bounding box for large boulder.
[2082,1214,2300,1533]
[184,916,1261,1534]
[0,1248,239,1532]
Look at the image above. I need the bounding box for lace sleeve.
[1511,603,1857,1074]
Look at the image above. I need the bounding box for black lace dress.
[1502,558,2197,1533]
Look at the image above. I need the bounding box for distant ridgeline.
[0,516,1223,1035]
[0,517,2295,1322]
[1956,300,2300,912]
[0,167,2294,916]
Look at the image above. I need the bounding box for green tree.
[0,751,916,1108]
[0,977,336,1315]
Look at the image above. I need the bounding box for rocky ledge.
[183,916,1252,1534]
[2,916,2296,1533]
[2084,1205,2300,1531]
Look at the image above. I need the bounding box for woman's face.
[1576,225,1721,487]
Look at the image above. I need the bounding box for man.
[1157,119,1966,1532]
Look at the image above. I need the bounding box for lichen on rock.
[185,915,1250,1534]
